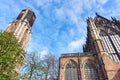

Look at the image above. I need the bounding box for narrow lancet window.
[65,60,78,80]
[85,61,99,80]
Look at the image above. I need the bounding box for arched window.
[100,29,120,63]
[85,61,99,80]
[65,60,78,80]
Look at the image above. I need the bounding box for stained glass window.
[85,61,99,80]
[65,60,78,80]
[100,30,120,63]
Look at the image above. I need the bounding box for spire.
[96,12,98,16]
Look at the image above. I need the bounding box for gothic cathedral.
[59,14,120,80]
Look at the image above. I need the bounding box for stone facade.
[6,8,36,49]
[59,14,120,80]
[5,8,36,73]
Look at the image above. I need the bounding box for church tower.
[5,8,36,73]
[6,8,36,49]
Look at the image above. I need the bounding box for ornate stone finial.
[96,12,98,16]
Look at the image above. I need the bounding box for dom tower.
[5,8,36,73]
[6,8,36,49]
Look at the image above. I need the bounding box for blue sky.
[0,0,120,57]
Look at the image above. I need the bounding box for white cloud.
[39,49,49,58]
[69,28,75,38]
[34,0,43,7]
[26,41,39,52]
[97,0,108,4]
[55,8,65,20]
[34,0,51,7]
[1,0,120,56]
[55,0,83,21]
[68,38,85,51]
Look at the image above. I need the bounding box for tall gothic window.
[100,30,120,63]
[65,60,78,80]
[85,61,99,80]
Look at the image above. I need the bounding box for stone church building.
[59,14,120,80]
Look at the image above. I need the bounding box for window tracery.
[85,61,99,80]
[100,29,120,63]
[65,60,78,80]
